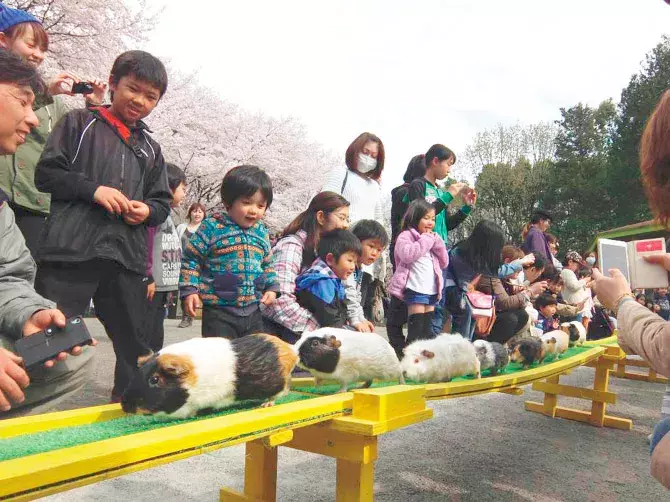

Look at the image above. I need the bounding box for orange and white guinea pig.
[121,334,297,418]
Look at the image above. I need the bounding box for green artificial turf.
[294,345,594,395]
[0,392,314,463]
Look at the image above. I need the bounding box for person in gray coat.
[0,49,94,416]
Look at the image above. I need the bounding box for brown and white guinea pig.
[561,321,586,346]
[540,329,570,357]
[473,340,509,376]
[294,328,404,392]
[508,337,546,369]
[401,334,481,382]
[121,334,297,418]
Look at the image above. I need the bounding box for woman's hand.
[47,72,80,96]
[520,253,535,267]
[592,268,632,311]
[644,254,670,272]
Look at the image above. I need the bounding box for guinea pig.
[294,328,404,392]
[401,334,481,382]
[508,338,546,369]
[541,330,570,357]
[561,321,586,346]
[121,334,298,418]
[473,340,509,376]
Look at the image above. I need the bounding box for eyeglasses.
[333,213,350,223]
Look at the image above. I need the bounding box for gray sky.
[147,0,670,191]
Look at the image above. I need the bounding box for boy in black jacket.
[295,229,361,328]
[34,50,172,400]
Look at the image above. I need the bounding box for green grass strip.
[0,392,314,462]
[294,345,593,395]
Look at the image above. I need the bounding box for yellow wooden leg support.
[220,431,294,502]
[286,424,378,501]
[336,457,375,502]
[525,353,632,430]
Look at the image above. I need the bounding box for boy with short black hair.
[295,229,362,329]
[534,294,559,333]
[180,165,279,339]
[34,50,171,400]
[145,163,186,352]
[347,220,388,332]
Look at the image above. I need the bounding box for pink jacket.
[389,229,449,301]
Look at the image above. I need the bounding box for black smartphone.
[14,316,93,368]
[71,82,94,95]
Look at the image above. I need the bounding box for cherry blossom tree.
[9,0,340,232]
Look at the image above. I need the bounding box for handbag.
[465,275,496,336]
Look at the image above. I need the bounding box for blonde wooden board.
[0,393,353,500]
[420,347,605,399]
[329,409,434,436]
[583,335,618,347]
[532,381,617,404]
[287,425,378,463]
[0,404,123,439]
[525,402,633,430]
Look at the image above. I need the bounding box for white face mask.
[357,153,377,173]
[586,256,596,266]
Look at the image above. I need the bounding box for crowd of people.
[2,2,670,490]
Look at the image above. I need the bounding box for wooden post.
[220,431,294,502]
[336,456,375,502]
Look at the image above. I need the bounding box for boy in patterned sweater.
[180,165,279,338]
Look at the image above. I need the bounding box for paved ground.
[36,319,669,501]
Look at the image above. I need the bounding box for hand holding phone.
[15,316,94,369]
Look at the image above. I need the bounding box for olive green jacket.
[0,96,68,214]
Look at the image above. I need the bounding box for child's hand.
[123,201,151,225]
[184,294,202,317]
[86,79,107,106]
[354,320,375,333]
[447,182,468,198]
[147,282,156,301]
[260,291,277,306]
[94,186,130,214]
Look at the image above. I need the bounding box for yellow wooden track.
[0,345,634,502]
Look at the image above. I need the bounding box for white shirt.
[406,252,437,295]
[321,166,384,227]
[322,166,386,278]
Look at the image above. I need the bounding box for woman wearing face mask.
[262,191,351,343]
[322,132,386,321]
[0,5,106,255]
[585,251,597,267]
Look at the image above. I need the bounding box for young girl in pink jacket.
[389,199,449,344]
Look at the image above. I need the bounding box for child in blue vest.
[295,229,362,328]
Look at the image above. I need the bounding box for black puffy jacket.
[35,106,171,275]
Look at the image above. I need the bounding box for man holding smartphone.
[0,49,94,416]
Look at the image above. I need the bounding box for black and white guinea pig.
[294,328,404,392]
[508,338,546,369]
[473,340,509,376]
[561,321,586,346]
[401,334,481,382]
[121,334,298,418]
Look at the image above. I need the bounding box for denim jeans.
[442,285,475,340]
[651,417,670,454]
